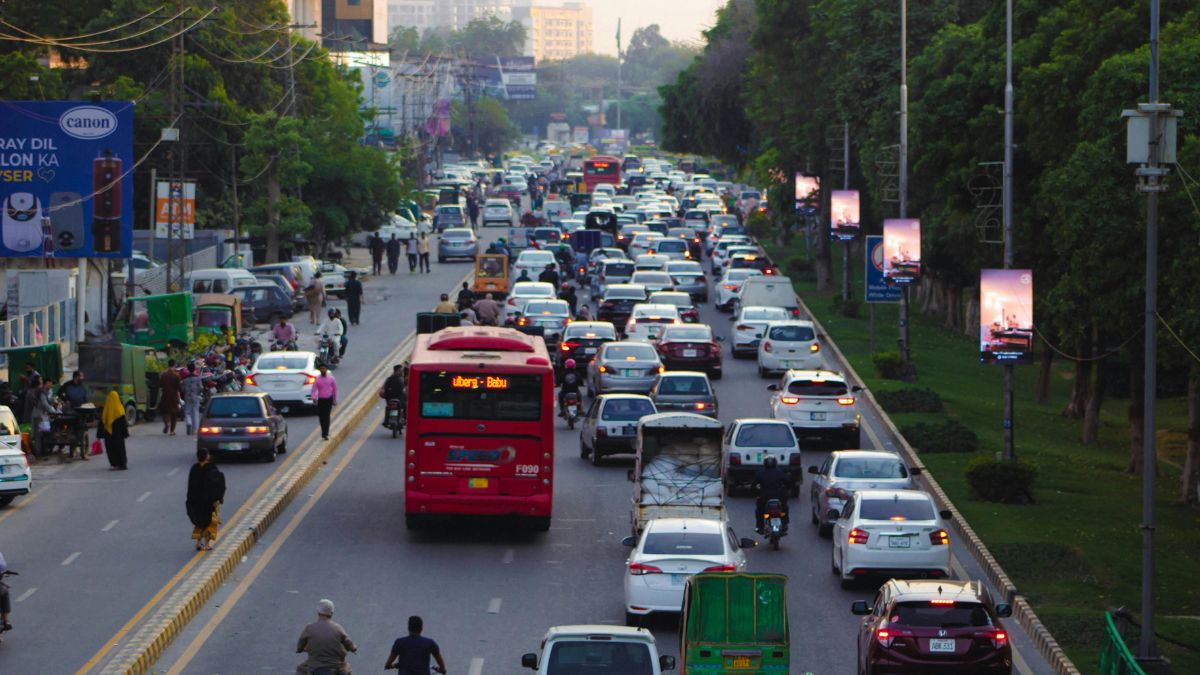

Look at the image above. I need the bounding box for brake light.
[930,529,950,546]
[657,366,665,373]
[930,599,956,605]
[561,341,578,352]
[518,317,528,326]
[837,396,855,406]
[245,426,269,434]
[702,564,736,572]
[729,453,741,466]
[984,630,1009,649]
[628,562,662,576]
[694,402,708,411]
[788,454,801,466]
[780,396,800,405]
[199,426,221,435]
[598,365,607,373]
[810,343,820,353]
[763,341,772,353]
[304,372,318,385]
[791,307,801,317]
[627,318,637,326]
[596,427,608,438]
[508,297,516,305]
[848,528,869,545]
[723,284,737,290]
[244,374,257,386]
[876,628,894,647]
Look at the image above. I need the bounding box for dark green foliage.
[900,420,980,454]
[964,456,1037,504]
[872,351,906,379]
[876,388,944,414]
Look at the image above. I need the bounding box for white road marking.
[550,543,572,547]
[502,548,514,564]
[15,587,37,602]
[102,519,119,532]
[137,491,152,502]
[487,597,502,614]
[61,552,81,566]
[557,518,596,522]
[468,657,484,675]
[167,467,180,477]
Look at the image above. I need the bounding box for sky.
[586,0,727,56]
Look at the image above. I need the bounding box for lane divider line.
[166,467,179,477]
[503,549,514,564]
[62,552,81,566]
[136,492,151,503]
[468,657,484,675]
[102,519,120,532]
[487,598,502,614]
[16,587,37,603]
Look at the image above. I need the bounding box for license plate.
[889,536,912,548]
[567,405,578,415]
[725,655,757,669]
[929,638,955,652]
[621,369,640,376]
[670,574,686,586]
[219,442,246,451]
[583,347,596,354]
[682,349,698,358]
[622,425,636,435]
[810,412,826,421]
[468,478,489,489]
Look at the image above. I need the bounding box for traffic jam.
[410,153,1017,675]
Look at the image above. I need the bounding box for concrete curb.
[796,296,1080,675]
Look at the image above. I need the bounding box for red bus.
[583,155,621,193]
[405,327,555,531]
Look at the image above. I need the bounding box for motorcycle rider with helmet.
[558,359,582,416]
[754,456,791,535]
[316,309,344,364]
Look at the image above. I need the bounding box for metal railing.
[0,298,77,367]
[135,245,222,295]
[1100,611,1146,675]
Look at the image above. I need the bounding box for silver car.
[808,450,920,536]
[437,227,478,262]
[666,260,708,302]
[587,341,664,395]
[579,394,657,465]
[519,299,571,346]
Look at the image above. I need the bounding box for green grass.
[766,241,1200,673]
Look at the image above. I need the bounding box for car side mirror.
[621,535,637,547]
[659,655,677,671]
[739,537,758,548]
[826,509,841,522]
[851,600,872,616]
[909,467,922,475]
[852,385,864,392]
[767,384,779,391]
[521,653,538,669]
[939,509,953,520]
[627,469,636,482]
[995,603,1012,618]
[807,465,819,474]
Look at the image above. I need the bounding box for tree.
[388,26,421,54]
[449,16,526,59]
[241,113,311,263]
[451,98,519,157]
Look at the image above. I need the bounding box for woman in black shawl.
[186,448,225,550]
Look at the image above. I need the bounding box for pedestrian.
[296,599,357,675]
[181,365,202,435]
[21,373,40,426]
[57,370,88,410]
[405,235,418,274]
[458,309,477,326]
[99,389,129,470]
[344,271,363,326]
[158,360,182,435]
[386,234,401,275]
[369,232,385,276]
[313,363,337,440]
[186,447,225,551]
[385,616,446,675]
[30,378,59,458]
[472,293,500,326]
[417,232,431,273]
[467,196,480,230]
[304,273,326,324]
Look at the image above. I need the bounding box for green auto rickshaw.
[75,341,154,423]
[114,292,193,351]
[193,293,245,337]
[679,572,790,674]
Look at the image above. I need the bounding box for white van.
[737,275,801,318]
[185,268,258,294]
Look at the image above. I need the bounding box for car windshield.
[743,308,788,322]
[735,424,795,448]
[256,356,310,371]
[545,642,655,675]
[835,457,907,479]
[768,325,815,341]
[663,327,711,341]
[642,531,724,555]
[604,344,657,360]
[565,324,616,340]
[786,379,848,396]
[657,376,709,395]
[606,288,645,301]
[601,398,656,421]
[604,262,635,276]
[860,498,935,521]
[892,602,993,629]
[525,301,568,315]
[207,397,263,418]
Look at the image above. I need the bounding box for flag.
[616,18,621,54]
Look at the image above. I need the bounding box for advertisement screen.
[980,269,1034,364]
[794,173,819,210]
[831,190,861,241]
[882,218,921,285]
[0,101,134,258]
[864,235,902,303]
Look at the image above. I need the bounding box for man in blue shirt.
[385,615,446,674]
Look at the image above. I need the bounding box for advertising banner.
[154,180,196,239]
[864,235,902,303]
[980,268,1034,364]
[794,173,819,211]
[830,189,861,241]
[499,56,537,100]
[0,101,134,258]
[882,218,921,285]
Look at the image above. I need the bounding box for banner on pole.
[882,218,921,286]
[980,268,1034,364]
[154,180,196,239]
[831,190,860,241]
[865,235,901,303]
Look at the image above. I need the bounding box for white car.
[542,200,571,224]
[715,268,764,310]
[521,624,675,675]
[633,254,670,272]
[768,369,862,448]
[579,394,658,465]
[629,271,674,295]
[831,489,952,589]
[723,418,801,495]
[482,198,515,227]
[757,320,821,377]
[593,183,617,197]
[628,232,664,259]
[710,235,751,266]
[505,281,556,320]
[622,517,752,623]
[624,303,680,341]
[714,245,759,275]
[244,351,319,412]
[512,249,559,281]
[649,237,690,261]
[731,305,789,357]
[0,406,31,506]
[809,450,920,536]
[518,298,571,345]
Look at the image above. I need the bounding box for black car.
[197,392,288,463]
[597,284,648,326]
[558,321,618,371]
[231,284,295,323]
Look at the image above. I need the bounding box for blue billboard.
[0,101,134,258]
[865,235,902,303]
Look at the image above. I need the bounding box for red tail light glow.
[810,343,821,353]
[848,528,869,545]
[930,529,950,546]
[245,426,269,434]
[763,341,772,353]
[780,396,800,405]
[735,324,751,331]
[628,562,662,576]
[702,564,736,572]
[837,396,856,406]
[199,426,221,435]
[729,454,741,466]
[244,375,256,386]
[876,629,894,647]
[304,373,318,385]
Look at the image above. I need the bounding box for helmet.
[561,283,570,291]
[763,456,778,469]
[564,359,576,369]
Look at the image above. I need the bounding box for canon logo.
[59,106,118,140]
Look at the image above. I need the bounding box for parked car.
[648,371,718,417]
[757,320,821,377]
[230,284,295,323]
[832,490,952,588]
[768,369,862,448]
[655,324,722,378]
[197,392,288,463]
[587,341,664,396]
[0,405,31,506]
[730,306,789,357]
[244,352,318,412]
[482,198,515,227]
[579,394,657,465]
[597,284,648,325]
[810,450,921,536]
[437,227,478,262]
[723,418,801,496]
[254,273,305,311]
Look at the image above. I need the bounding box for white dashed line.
[61,552,81,566]
[101,519,119,532]
[468,657,484,675]
[167,467,180,477]
[502,548,514,564]
[137,491,152,503]
[487,597,502,614]
[16,587,37,602]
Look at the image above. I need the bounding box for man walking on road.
[296,599,357,675]
[313,364,337,440]
[467,195,480,230]
[405,235,419,274]
[386,234,401,275]
[385,616,446,675]
[417,232,431,273]
[343,271,363,326]
[369,232,385,276]
[187,447,225,550]
[181,365,202,435]
[158,360,181,435]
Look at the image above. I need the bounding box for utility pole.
[842,121,851,302]
[1002,0,1016,462]
[164,1,184,292]
[616,18,622,131]
[897,0,910,363]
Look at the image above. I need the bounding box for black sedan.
[197,392,288,463]
[231,284,295,324]
[558,321,618,371]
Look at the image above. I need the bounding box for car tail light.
[518,317,528,326]
[702,564,736,572]
[694,402,708,411]
[723,284,737,290]
[304,373,318,385]
[508,297,516,305]
[930,529,949,546]
[837,396,855,406]
[780,396,800,405]
[729,453,741,466]
[199,426,221,435]
[245,426,269,434]
[596,427,608,438]
[982,630,1008,649]
[627,318,637,326]
[791,307,801,317]
[763,341,772,353]
[848,528,869,545]
[244,374,257,386]
[810,343,820,353]
[764,268,776,275]
[628,562,662,576]
[657,366,665,373]
[602,301,615,309]
[826,487,850,500]
[876,628,894,648]
[598,365,607,373]
[735,324,751,331]
[788,453,801,466]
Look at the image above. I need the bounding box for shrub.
[786,256,815,279]
[876,387,944,413]
[964,456,1037,504]
[841,297,860,319]
[872,350,906,379]
[746,211,773,239]
[899,419,979,453]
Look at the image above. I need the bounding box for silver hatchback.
[808,450,920,536]
[587,341,664,395]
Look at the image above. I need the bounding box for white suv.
[521,625,676,674]
[757,320,822,377]
[768,370,862,448]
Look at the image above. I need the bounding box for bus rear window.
[419,372,543,421]
[585,162,618,176]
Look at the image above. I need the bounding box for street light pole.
[898,0,910,362]
[1002,0,1016,462]
[616,18,623,132]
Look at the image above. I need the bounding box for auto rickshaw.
[679,572,789,674]
[473,253,510,299]
[0,344,62,423]
[193,293,245,336]
[76,341,153,423]
[113,292,194,351]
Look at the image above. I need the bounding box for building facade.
[387,0,514,32]
[513,2,592,62]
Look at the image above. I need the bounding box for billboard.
[0,101,134,258]
[794,173,819,211]
[980,269,1034,364]
[882,218,921,285]
[470,56,537,100]
[864,235,902,303]
[154,181,196,240]
[830,189,861,241]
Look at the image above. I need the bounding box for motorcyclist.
[754,456,791,535]
[558,283,578,316]
[575,304,593,321]
[554,243,574,277]
[558,358,582,415]
[272,316,298,350]
[295,598,356,675]
[381,364,406,404]
[538,263,559,287]
[316,309,344,362]
[335,309,349,357]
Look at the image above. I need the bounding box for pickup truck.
[522,625,676,675]
[630,412,725,535]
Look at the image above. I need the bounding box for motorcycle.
[316,334,341,368]
[270,338,298,352]
[0,569,17,647]
[763,499,787,550]
[383,398,404,438]
[561,391,581,430]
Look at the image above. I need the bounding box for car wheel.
[0,495,14,507]
[591,445,604,467]
[580,437,591,459]
[261,444,277,463]
[811,501,819,525]
[758,365,769,378]
[124,401,138,425]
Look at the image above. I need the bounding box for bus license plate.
[810,412,826,421]
[929,638,955,652]
[725,655,757,669]
[889,536,911,548]
[468,478,489,489]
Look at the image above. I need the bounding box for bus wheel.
[530,517,551,532]
[405,515,420,531]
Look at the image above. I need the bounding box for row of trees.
[661,0,1200,500]
[0,0,405,262]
